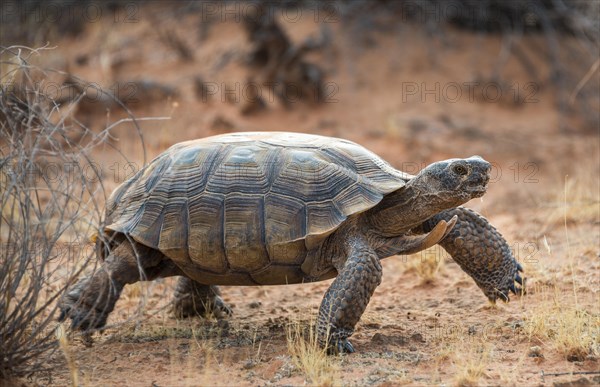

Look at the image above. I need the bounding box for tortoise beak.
[466,156,491,197]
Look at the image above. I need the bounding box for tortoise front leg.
[317,244,382,354]
[172,277,232,319]
[421,207,524,303]
[59,241,179,330]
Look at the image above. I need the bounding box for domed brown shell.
[104,132,411,284]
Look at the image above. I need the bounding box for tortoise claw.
[517,262,524,272]
[513,272,526,295]
[327,338,355,355]
[342,340,355,354]
[212,296,233,318]
[58,308,68,323]
[509,282,525,294]
[515,274,523,285]
[496,290,510,303]
[505,272,526,297]
[509,283,517,294]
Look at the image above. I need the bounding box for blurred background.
[3,0,599,199]
[1,1,599,385]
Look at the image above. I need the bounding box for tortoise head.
[410,156,491,207]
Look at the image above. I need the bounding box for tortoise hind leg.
[172,277,232,319]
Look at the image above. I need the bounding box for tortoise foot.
[492,266,526,303]
[173,294,232,319]
[58,277,116,331]
[172,279,231,319]
[327,338,355,355]
[321,327,356,355]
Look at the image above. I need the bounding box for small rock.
[242,360,255,370]
[411,333,425,343]
[371,333,408,345]
[567,351,586,362]
[509,320,525,329]
[249,301,262,309]
[371,333,385,343]
[528,346,543,358]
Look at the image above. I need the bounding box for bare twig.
[0,45,149,378]
[569,58,600,106]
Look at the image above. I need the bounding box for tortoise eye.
[453,165,468,176]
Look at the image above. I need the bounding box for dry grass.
[524,162,600,362]
[451,339,493,387]
[57,324,79,387]
[430,328,493,387]
[543,168,600,228]
[186,328,218,386]
[286,319,341,386]
[523,291,600,361]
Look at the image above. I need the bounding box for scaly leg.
[420,207,524,303]
[59,240,179,330]
[317,243,382,354]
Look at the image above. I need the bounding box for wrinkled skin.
[59,155,524,354]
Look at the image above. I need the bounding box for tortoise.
[59,131,524,353]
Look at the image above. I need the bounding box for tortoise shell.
[104,132,412,284]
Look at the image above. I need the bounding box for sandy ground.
[8,4,599,386]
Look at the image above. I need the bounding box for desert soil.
[12,4,600,386]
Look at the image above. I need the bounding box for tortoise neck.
[365,183,447,237]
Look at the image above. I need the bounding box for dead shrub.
[0,45,144,379]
